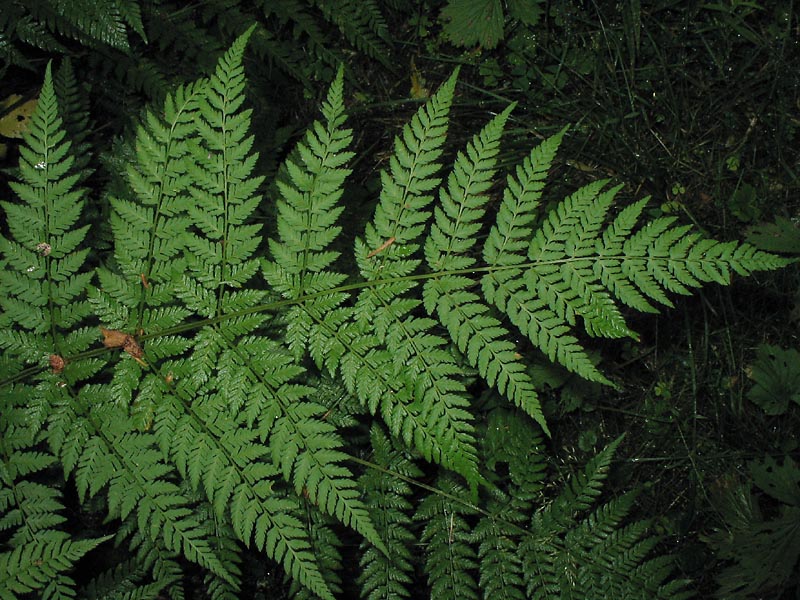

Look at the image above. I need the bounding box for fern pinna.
[0,29,789,600]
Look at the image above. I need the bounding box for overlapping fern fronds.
[0,29,791,600]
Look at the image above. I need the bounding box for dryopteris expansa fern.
[0,28,791,600]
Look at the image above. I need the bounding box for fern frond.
[358,426,422,600]
[532,180,790,324]
[474,409,546,600]
[53,58,92,179]
[153,348,331,599]
[180,25,265,318]
[263,64,353,340]
[90,76,203,336]
[27,0,137,51]
[345,71,482,485]
[528,181,635,339]
[416,475,480,600]
[197,504,244,600]
[1,34,789,600]
[0,60,98,458]
[308,0,391,66]
[517,436,693,599]
[544,435,623,530]
[0,61,91,354]
[81,556,173,600]
[289,509,344,599]
[482,130,610,385]
[0,533,108,599]
[423,104,548,432]
[169,33,372,599]
[474,491,527,600]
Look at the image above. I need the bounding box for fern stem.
[0,253,750,388]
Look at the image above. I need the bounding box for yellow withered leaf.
[0,95,38,138]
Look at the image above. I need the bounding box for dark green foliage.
[441,0,545,49]
[746,344,800,415]
[706,456,800,598]
[358,426,421,600]
[747,217,800,254]
[1,0,145,71]
[0,15,793,600]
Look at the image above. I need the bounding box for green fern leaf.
[416,475,480,600]
[545,435,623,530]
[53,59,92,179]
[90,77,203,336]
[167,33,368,599]
[345,71,483,485]
[0,534,109,599]
[528,180,636,340]
[81,556,176,600]
[1,30,791,600]
[482,132,609,385]
[290,509,344,599]
[0,62,91,357]
[423,105,548,432]
[308,0,391,66]
[474,492,527,600]
[46,0,133,50]
[358,426,422,600]
[254,66,386,556]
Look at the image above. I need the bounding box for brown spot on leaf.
[100,327,128,348]
[100,327,147,366]
[49,354,65,374]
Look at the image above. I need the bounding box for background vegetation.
[1,0,799,598]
